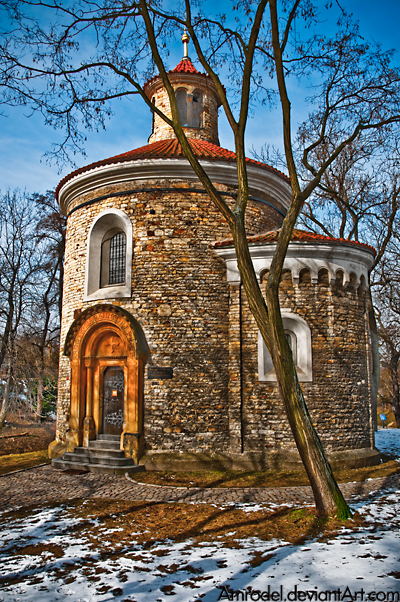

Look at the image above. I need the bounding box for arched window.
[151,96,156,134]
[176,87,188,126]
[100,230,126,287]
[187,89,203,128]
[175,87,203,128]
[258,314,312,382]
[85,209,132,301]
[285,330,297,365]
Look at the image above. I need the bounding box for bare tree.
[33,191,66,323]
[0,191,42,427]
[1,0,400,516]
[27,191,66,422]
[374,249,400,429]
[0,190,63,425]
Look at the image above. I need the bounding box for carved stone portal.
[53,306,148,463]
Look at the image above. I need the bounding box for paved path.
[0,465,399,511]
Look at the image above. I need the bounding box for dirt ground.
[0,414,56,456]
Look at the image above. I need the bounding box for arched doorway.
[63,304,150,463]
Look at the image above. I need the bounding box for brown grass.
[131,459,400,489]
[0,416,55,456]
[1,498,366,552]
[0,450,50,475]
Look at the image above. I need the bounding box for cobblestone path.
[0,465,399,511]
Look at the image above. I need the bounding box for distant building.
[50,39,378,473]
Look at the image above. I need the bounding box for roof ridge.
[171,57,201,74]
[212,228,376,255]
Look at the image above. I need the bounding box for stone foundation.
[140,447,380,472]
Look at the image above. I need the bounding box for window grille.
[109,232,126,285]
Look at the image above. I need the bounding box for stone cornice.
[144,71,220,100]
[215,241,375,287]
[58,158,292,215]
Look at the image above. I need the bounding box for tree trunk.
[140,0,351,518]
[35,363,44,423]
[233,220,351,518]
[0,366,13,429]
[265,296,351,518]
[390,358,400,429]
[35,380,43,423]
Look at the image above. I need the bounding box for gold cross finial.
[182,28,190,59]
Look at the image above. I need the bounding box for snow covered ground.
[0,430,399,602]
[375,429,400,460]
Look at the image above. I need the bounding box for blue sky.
[0,0,399,196]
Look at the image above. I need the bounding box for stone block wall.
[238,268,373,456]
[56,178,282,454]
[146,76,220,145]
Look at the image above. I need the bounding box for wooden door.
[102,366,124,435]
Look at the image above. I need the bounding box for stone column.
[122,356,144,464]
[83,358,96,447]
[66,357,83,449]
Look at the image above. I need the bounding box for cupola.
[144,31,221,145]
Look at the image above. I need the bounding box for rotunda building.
[50,46,379,473]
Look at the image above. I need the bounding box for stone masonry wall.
[57,179,283,453]
[240,268,372,455]
[147,77,220,145]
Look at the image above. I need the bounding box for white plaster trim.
[84,208,133,301]
[58,158,291,215]
[215,241,374,287]
[258,313,313,382]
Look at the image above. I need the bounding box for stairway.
[51,434,145,475]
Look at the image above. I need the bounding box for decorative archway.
[64,304,150,463]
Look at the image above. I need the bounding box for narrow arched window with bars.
[109,232,126,285]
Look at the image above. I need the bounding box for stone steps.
[63,452,133,466]
[88,440,121,451]
[51,435,145,476]
[73,446,125,458]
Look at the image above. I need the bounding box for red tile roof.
[56,138,289,199]
[172,57,200,74]
[143,57,207,91]
[212,228,376,255]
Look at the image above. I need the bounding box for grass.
[0,450,50,476]
[131,458,400,489]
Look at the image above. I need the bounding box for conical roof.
[143,56,210,92]
[171,57,201,74]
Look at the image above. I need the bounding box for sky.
[0,0,399,197]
